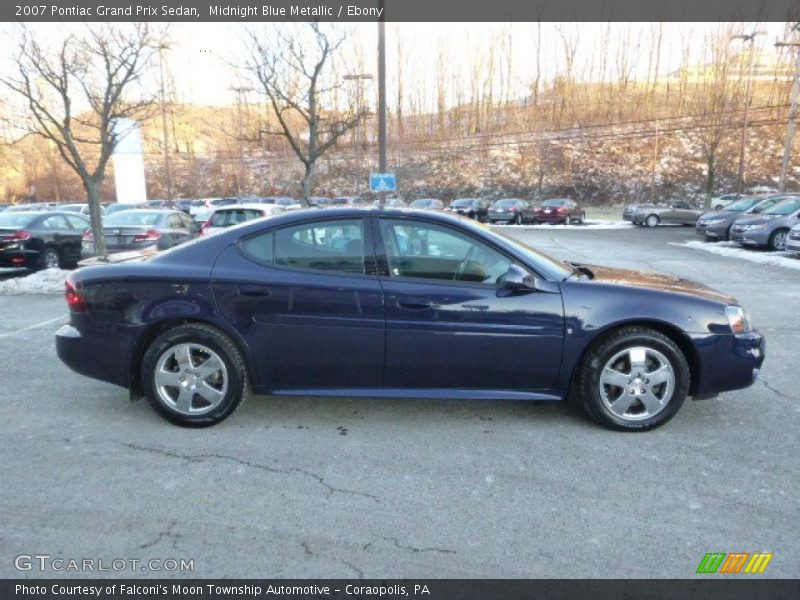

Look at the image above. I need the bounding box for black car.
[448,198,490,221]
[0,211,89,270]
[488,198,536,224]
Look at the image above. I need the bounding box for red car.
[535,198,585,224]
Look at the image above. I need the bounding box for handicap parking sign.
[370,173,396,192]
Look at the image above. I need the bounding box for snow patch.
[0,269,69,295]
[494,220,634,230]
[675,241,800,272]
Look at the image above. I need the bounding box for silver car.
[729,197,800,251]
[632,200,704,227]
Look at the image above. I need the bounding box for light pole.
[731,31,766,193]
[229,84,254,197]
[158,43,173,201]
[776,30,800,192]
[377,0,387,206]
[343,73,373,192]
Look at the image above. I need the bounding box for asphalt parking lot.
[0,225,797,578]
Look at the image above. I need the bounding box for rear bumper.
[56,321,136,389]
[690,331,765,396]
[535,213,566,222]
[0,248,36,267]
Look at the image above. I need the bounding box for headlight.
[725,306,752,334]
[742,223,767,230]
[704,218,725,225]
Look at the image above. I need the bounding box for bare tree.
[244,23,369,204]
[1,24,161,259]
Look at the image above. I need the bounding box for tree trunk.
[301,161,316,206]
[705,154,716,205]
[85,178,108,258]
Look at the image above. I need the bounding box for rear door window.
[274,219,365,274]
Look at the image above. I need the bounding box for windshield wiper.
[565,262,595,281]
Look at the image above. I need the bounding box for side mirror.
[497,264,536,292]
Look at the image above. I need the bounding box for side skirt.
[261,387,565,401]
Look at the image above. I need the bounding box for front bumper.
[729,228,769,246]
[696,221,730,240]
[786,232,800,253]
[690,331,765,396]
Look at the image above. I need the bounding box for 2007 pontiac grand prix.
[56,208,765,431]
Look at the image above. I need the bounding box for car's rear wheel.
[37,247,60,270]
[645,214,660,228]
[577,326,689,431]
[141,323,248,427]
[769,228,789,251]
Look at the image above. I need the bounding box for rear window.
[0,213,36,227]
[542,199,566,207]
[493,199,521,207]
[104,211,162,226]
[210,209,264,227]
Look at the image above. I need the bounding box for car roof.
[213,203,278,212]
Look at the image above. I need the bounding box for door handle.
[238,285,272,298]
[397,298,432,310]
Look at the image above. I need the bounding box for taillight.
[556,207,567,213]
[12,230,31,241]
[200,220,212,235]
[133,229,161,242]
[64,279,87,313]
[82,229,93,241]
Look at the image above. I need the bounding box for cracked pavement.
[0,226,797,578]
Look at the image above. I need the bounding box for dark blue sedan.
[55,208,765,431]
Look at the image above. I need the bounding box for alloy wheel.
[772,230,788,251]
[44,250,60,269]
[154,343,229,416]
[598,346,675,421]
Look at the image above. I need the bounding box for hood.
[581,264,736,304]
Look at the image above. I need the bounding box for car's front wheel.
[141,323,249,427]
[645,214,660,228]
[769,228,789,251]
[577,326,689,431]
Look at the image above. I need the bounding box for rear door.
[212,216,385,390]
[40,214,75,260]
[63,214,90,262]
[374,216,564,391]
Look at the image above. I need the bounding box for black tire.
[768,228,789,251]
[141,323,249,427]
[514,213,523,225]
[36,247,60,270]
[577,326,690,431]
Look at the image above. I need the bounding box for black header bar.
[4,0,800,23]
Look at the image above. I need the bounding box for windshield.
[104,211,162,226]
[0,213,36,227]
[480,224,572,280]
[451,199,476,207]
[763,198,800,215]
[542,199,566,207]
[725,197,760,212]
[493,199,521,207]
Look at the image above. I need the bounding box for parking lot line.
[0,315,66,338]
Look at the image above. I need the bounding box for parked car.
[0,203,10,212]
[535,198,586,224]
[173,199,195,214]
[695,195,790,241]
[56,208,764,431]
[258,197,303,211]
[373,198,408,208]
[632,201,704,227]
[200,204,283,236]
[409,198,445,210]
[622,204,643,221]
[4,203,53,213]
[729,197,800,251]
[748,185,778,195]
[785,222,800,256]
[709,193,742,211]
[81,209,199,257]
[188,198,237,217]
[60,203,91,215]
[488,198,536,224]
[0,211,89,269]
[447,198,490,221]
[103,203,139,216]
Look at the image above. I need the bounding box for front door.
[374,217,564,391]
